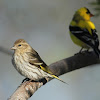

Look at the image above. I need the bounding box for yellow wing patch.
[40,65,52,74]
[40,65,68,84]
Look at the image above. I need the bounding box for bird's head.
[11,39,31,53]
[75,7,94,21]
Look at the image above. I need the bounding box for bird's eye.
[85,8,91,14]
[86,11,90,14]
[18,44,21,47]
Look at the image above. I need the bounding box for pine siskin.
[11,39,67,84]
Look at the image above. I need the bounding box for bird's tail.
[51,75,68,85]
[93,47,100,58]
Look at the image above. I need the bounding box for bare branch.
[9,51,100,100]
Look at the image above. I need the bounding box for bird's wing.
[91,29,99,48]
[26,49,68,84]
[69,25,99,48]
[26,49,52,74]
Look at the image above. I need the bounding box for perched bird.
[69,7,100,58]
[11,39,67,84]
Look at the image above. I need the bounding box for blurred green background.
[0,0,100,100]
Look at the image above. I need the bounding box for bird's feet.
[22,78,36,88]
[39,78,47,85]
[22,78,31,83]
[22,78,47,86]
[74,48,90,55]
[74,47,83,55]
[81,49,91,54]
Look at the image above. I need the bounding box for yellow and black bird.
[69,7,100,58]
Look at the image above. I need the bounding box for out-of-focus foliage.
[90,0,100,16]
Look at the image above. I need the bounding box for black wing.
[69,25,99,48]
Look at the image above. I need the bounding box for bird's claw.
[22,78,30,83]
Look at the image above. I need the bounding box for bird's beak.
[11,46,16,50]
[90,13,94,17]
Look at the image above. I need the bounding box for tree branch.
[8,51,100,100]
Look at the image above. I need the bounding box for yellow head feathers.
[73,7,94,21]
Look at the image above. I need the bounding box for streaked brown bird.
[11,39,67,84]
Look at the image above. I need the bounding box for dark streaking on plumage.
[11,39,67,84]
[26,51,52,74]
